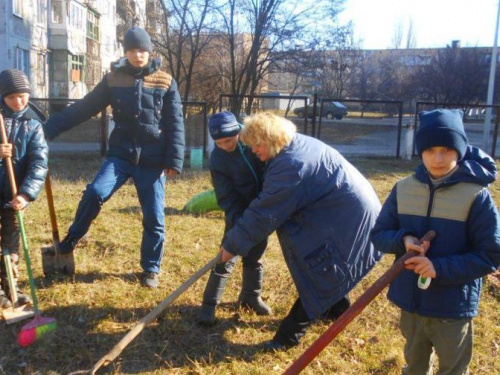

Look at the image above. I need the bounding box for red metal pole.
[283,231,436,375]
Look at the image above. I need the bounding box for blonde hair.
[241,112,296,158]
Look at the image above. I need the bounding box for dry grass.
[0,155,499,375]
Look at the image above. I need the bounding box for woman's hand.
[219,246,235,263]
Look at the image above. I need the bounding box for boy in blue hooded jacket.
[0,69,48,308]
[371,108,500,375]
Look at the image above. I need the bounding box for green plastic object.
[183,189,221,214]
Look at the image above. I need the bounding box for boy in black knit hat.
[0,69,48,308]
[43,26,185,288]
[371,108,500,374]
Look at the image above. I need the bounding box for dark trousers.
[274,295,350,346]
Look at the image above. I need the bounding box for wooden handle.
[45,171,60,243]
[0,113,18,196]
[282,230,436,375]
[88,254,221,374]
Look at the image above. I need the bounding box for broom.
[0,113,56,346]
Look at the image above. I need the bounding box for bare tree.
[405,19,417,49]
[411,45,490,104]
[392,21,404,49]
[213,0,344,114]
[154,0,217,101]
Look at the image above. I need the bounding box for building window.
[37,53,46,85]
[37,0,47,25]
[15,48,30,76]
[87,11,99,41]
[69,2,84,29]
[51,0,62,24]
[13,0,23,17]
[71,55,84,82]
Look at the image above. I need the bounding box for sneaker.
[58,235,79,254]
[15,290,32,306]
[140,271,159,288]
[0,290,12,309]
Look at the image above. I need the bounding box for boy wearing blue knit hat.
[197,111,272,325]
[371,108,500,374]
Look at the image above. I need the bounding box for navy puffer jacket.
[0,103,48,202]
[371,145,500,319]
[43,58,185,172]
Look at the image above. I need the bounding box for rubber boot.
[197,270,229,326]
[238,266,272,315]
[0,253,32,306]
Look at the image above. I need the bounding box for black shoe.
[261,339,294,352]
[321,296,351,322]
[59,235,79,254]
[140,271,159,288]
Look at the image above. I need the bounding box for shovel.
[282,230,436,375]
[40,171,75,276]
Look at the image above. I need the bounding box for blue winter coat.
[371,146,500,319]
[43,58,185,172]
[210,138,265,229]
[222,134,382,318]
[0,103,48,202]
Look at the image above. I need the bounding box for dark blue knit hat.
[209,111,241,140]
[123,26,152,53]
[416,109,468,160]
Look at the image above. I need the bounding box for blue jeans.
[68,157,166,273]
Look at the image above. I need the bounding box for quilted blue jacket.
[0,103,48,202]
[43,58,185,172]
[371,146,500,318]
[222,134,382,318]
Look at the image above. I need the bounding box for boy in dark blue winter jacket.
[371,108,500,375]
[43,27,185,288]
[197,111,272,325]
[0,69,48,308]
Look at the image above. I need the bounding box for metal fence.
[31,96,500,169]
[31,98,210,167]
[219,94,407,158]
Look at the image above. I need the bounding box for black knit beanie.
[123,26,152,53]
[416,109,468,160]
[0,69,31,98]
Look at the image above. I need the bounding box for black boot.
[197,268,230,326]
[239,266,272,315]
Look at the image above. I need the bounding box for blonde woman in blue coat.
[218,112,382,351]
